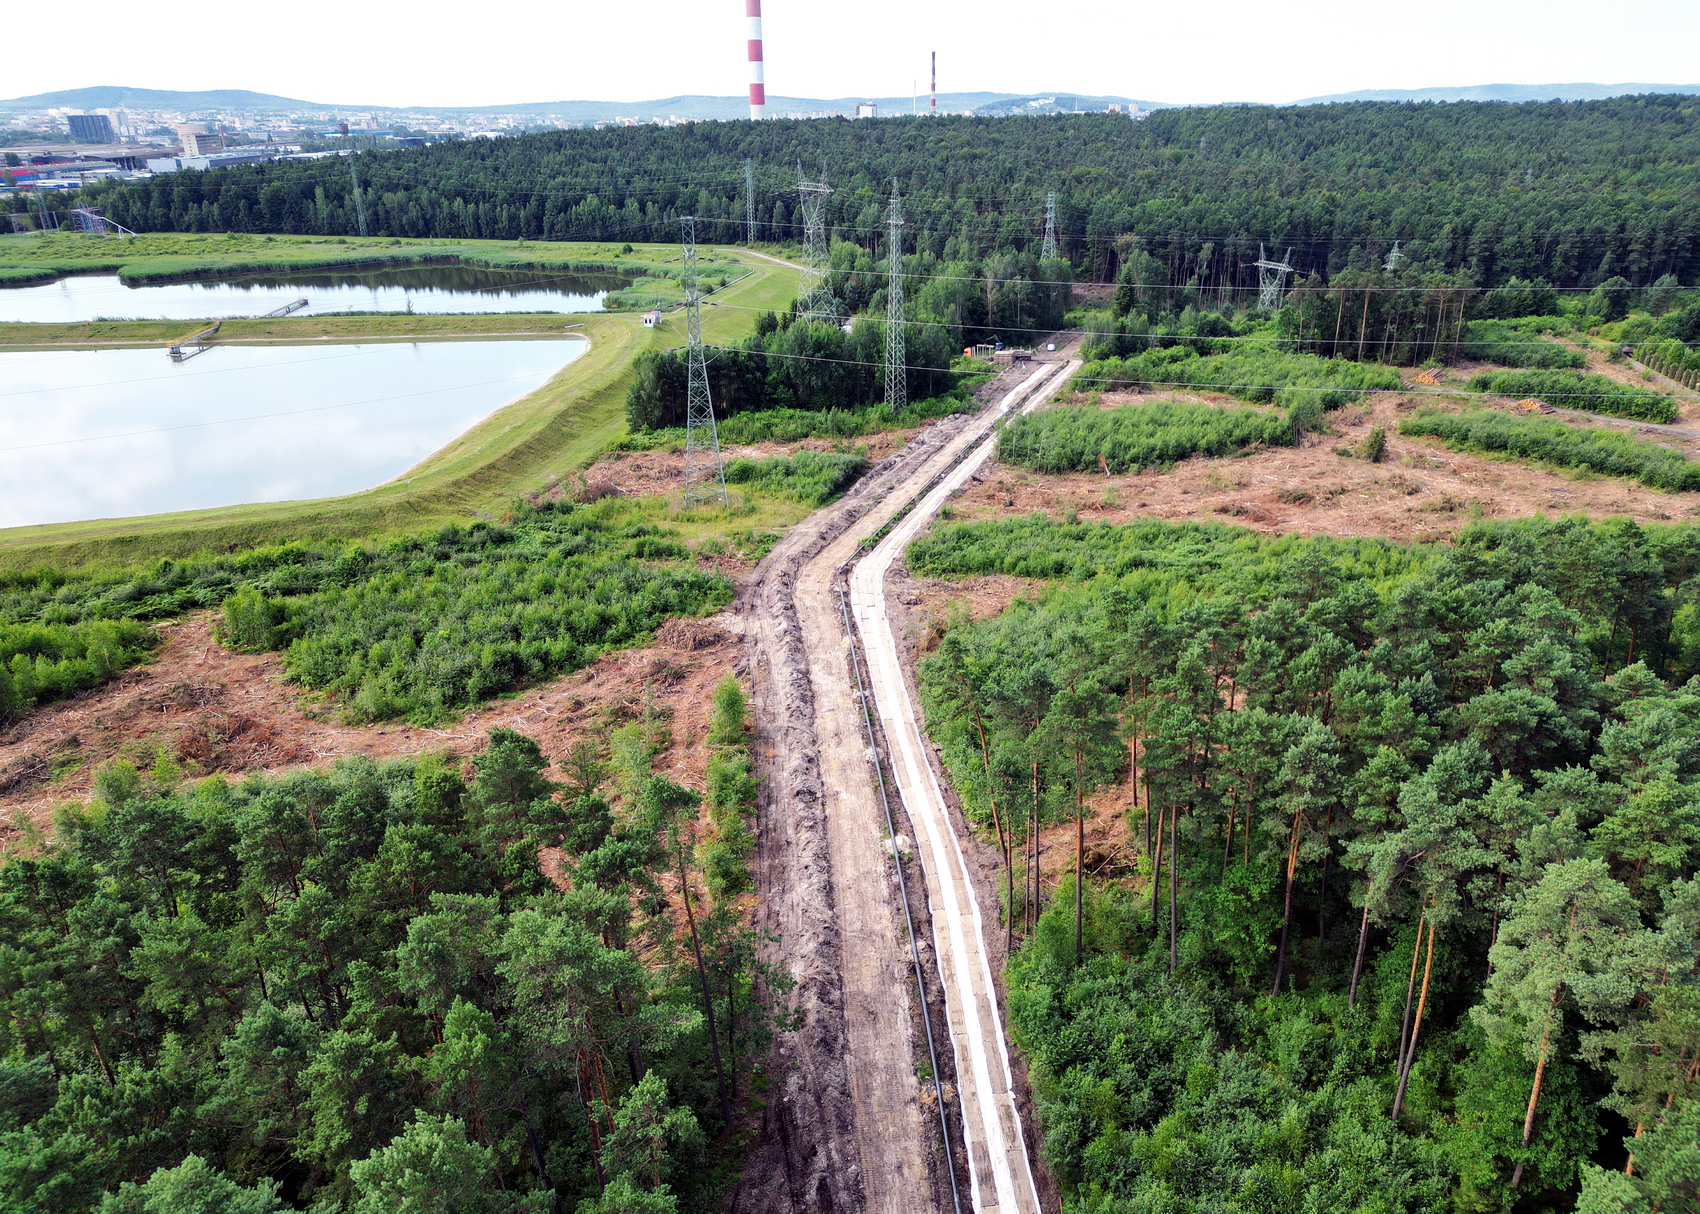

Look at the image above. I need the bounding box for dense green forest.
[0,674,773,1211]
[0,502,728,725]
[87,97,1700,293]
[914,515,1700,1212]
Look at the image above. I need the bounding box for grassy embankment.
[0,235,800,571]
[0,229,687,288]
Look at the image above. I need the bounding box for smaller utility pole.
[1041,191,1058,261]
[680,216,728,508]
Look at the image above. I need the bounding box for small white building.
[642,310,662,328]
[855,102,878,119]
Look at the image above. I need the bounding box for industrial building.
[145,149,271,173]
[177,124,226,157]
[66,114,115,142]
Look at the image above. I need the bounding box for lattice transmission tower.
[679,216,728,508]
[1249,243,1296,310]
[885,180,906,410]
[796,164,836,323]
[744,158,756,244]
[1383,241,1404,273]
[1040,191,1058,261]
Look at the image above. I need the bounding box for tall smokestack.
[930,51,936,116]
[747,0,767,120]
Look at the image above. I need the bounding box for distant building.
[67,114,115,142]
[146,149,271,173]
[855,102,878,119]
[177,124,226,157]
[641,310,663,328]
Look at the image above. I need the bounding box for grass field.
[0,235,800,571]
[0,230,694,285]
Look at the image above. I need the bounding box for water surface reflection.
[0,339,583,528]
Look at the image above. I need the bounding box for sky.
[12,0,1700,109]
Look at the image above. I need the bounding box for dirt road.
[846,359,1073,1213]
[735,355,1072,1213]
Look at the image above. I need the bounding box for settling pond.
[0,338,584,528]
[0,264,636,323]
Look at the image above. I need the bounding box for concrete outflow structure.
[737,350,1075,1214]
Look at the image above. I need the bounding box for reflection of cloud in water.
[0,340,583,528]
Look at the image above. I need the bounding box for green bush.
[1459,320,1585,368]
[0,503,730,725]
[1399,409,1700,490]
[1077,346,1401,409]
[997,401,1295,474]
[217,586,286,652]
[0,618,155,718]
[1466,369,1677,422]
[722,449,868,505]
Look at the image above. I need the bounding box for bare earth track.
[733,354,1072,1214]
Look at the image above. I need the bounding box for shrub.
[1466,369,1677,423]
[1076,346,1401,409]
[997,401,1295,474]
[1459,320,1584,369]
[722,449,868,504]
[1399,410,1700,491]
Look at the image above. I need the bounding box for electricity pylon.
[744,158,756,244]
[885,180,906,410]
[1041,191,1058,261]
[1250,243,1296,310]
[1383,241,1404,273]
[679,216,727,508]
[796,164,836,324]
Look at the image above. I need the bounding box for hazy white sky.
[16,0,1700,108]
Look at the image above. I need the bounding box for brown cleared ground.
[0,606,745,835]
[953,389,1700,544]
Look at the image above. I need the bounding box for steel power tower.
[1041,191,1058,261]
[744,158,756,244]
[885,180,906,410]
[1383,241,1404,273]
[1250,243,1296,310]
[679,216,728,508]
[796,165,836,323]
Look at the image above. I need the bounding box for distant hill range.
[4,82,1700,119]
[0,86,1161,120]
[1292,82,1700,104]
[0,86,331,111]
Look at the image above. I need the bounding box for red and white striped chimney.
[746,0,767,120]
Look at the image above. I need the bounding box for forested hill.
[91,96,1700,290]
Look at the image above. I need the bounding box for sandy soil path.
[733,352,1071,1213]
[845,359,1072,1214]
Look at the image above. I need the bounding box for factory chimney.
[930,51,936,116]
[747,0,767,120]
